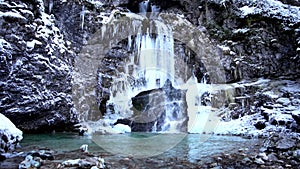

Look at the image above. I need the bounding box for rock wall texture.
[0,0,77,133]
[0,0,299,133]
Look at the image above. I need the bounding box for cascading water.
[99,0,213,133]
[73,0,225,135]
[105,20,182,132]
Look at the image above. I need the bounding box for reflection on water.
[21,133,260,162]
[21,133,101,153]
[166,134,259,162]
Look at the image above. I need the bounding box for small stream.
[21,133,261,163]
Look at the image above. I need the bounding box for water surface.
[21,133,260,162]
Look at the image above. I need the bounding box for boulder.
[0,113,22,153]
[292,111,300,125]
[276,138,296,150]
[254,121,266,130]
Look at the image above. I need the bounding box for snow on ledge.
[237,0,300,23]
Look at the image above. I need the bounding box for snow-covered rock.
[18,155,41,169]
[113,124,131,133]
[209,0,300,24]
[0,0,78,132]
[0,113,22,153]
[237,0,300,23]
[61,157,105,168]
[214,79,300,137]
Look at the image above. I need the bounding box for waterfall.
[105,22,178,130]
[72,0,221,134]
[99,1,212,133]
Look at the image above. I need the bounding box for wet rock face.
[130,80,187,132]
[131,88,166,131]
[112,80,187,132]
[0,0,78,133]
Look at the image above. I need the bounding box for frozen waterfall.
[73,0,221,134]
[101,1,213,133]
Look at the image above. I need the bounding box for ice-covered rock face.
[0,0,78,132]
[72,3,225,133]
[0,113,22,152]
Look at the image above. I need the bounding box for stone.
[267,153,278,162]
[254,121,266,130]
[112,80,187,132]
[80,144,88,153]
[285,164,292,168]
[276,98,291,106]
[62,159,93,168]
[0,154,6,161]
[254,158,265,165]
[258,152,268,161]
[291,99,300,106]
[293,149,300,158]
[276,138,296,150]
[29,149,54,160]
[19,155,41,169]
[292,111,300,125]
[61,157,105,168]
[242,157,252,164]
[97,157,105,169]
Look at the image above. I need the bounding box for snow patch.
[0,11,27,21]
[276,98,291,106]
[0,38,12,50]
[238,0,300,23]
[262,91,279,99]
[239,6,256,16]
[85,0,104,8]
[113,124,131,133]
[233,28,250,34]
[26,40,42,51]
[217,45,230,53]
[0,113,23,152]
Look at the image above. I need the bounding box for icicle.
[201,72,208,84]
[127,36,132,51]
[80,5,85,30]
[150,4,160,18]
[151,5,160,13]
[139,0,149,13]
[48,0,53,14]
